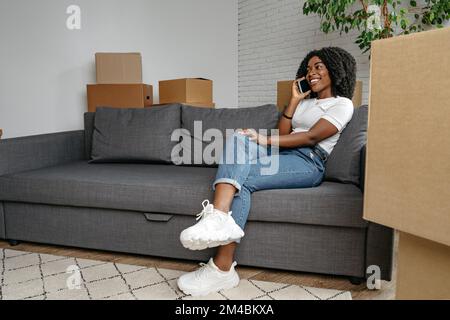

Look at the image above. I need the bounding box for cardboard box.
[352,80,363,108]
[363,27,450,246]
[396,232,450,299]
[276,80,293,111]
[95,53,142,84]
[276,80,363,111]
[87,84,153,112]
[181,102,215,108]
[159,78,213,104]
[364,28,450,300]
[148,102,215,108]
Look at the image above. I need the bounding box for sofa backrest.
[90,105,182,164]
[179,104,280,166]
[84,104,280,164]
[324,104,368,186]
[84,104,181,163]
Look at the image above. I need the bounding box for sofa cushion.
[325,105,368,185]
[90,105,181,163]
[0,161,366,228]
[177,104,280,166]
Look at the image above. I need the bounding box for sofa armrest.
[359,144,366,192]
[0,130,85,176]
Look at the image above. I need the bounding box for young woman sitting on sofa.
[177,46,357,297]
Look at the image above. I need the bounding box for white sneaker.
[180,200,245,250]
[177,258,240,297]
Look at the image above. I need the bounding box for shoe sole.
[180,225,245,251]
[178,275,240,297]
[181,230,245,250]
[181,238,237,250]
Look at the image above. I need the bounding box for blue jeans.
[212,132,326,230]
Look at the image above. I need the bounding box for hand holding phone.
[297,78,311,94]
[291,77,311,104]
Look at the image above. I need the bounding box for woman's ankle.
[213,202,230,214]
[213,257,233,272]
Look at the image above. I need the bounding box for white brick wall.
[238,0,370,107]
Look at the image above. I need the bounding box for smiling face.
[306,56,333,98]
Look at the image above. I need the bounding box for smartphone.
[297,78,311,94]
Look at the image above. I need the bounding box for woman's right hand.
[290,77,311,105]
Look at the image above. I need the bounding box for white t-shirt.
[290,96,354,155]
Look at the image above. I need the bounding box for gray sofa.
[0,103,393,284]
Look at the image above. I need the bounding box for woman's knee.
[241,181,256,193]
[226,131,249,146]
[222,132,252,161]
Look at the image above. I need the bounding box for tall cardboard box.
[87,84,153,112]
[159,78,213,106]
[363,27,450,299]
[95,53,142,84]
[276,80,363,111]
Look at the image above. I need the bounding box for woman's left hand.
[238,128,270,146]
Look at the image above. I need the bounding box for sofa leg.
[348,276,365,285]
[8,239,21,246]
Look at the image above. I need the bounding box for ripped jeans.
[212,132,327,230]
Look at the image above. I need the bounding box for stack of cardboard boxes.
[87,53,215,111]
[87,53,153,112]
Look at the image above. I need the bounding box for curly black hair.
[296,47,357,100]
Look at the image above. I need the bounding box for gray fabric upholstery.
[84,112,95,159]
[90,105,181,163]
[251,185,365,228]
[325,105,368,185]
[4,202,213,262]
[3,202,368,277]
[0,131,85,176]
[182,104,280,134]
[178,104,280,166]
[366,223,394,281]
[0,161,367,228]
[239,221,366,277]
[0,202,5,239]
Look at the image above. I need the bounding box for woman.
[177,47,357,297]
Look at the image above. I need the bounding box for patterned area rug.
[0,249,351,300]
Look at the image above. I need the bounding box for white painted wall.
[238,0,371,108]
[0,0,238,138]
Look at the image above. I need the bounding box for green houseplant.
[302,0,449,53]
